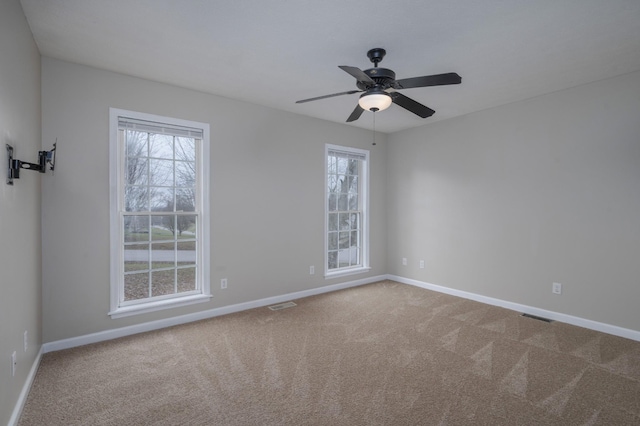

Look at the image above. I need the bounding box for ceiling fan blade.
[396,72,461,89]
[339,66,376,85]
[296,90,362,104]
[346,104,365,122]
[391,92,435,118]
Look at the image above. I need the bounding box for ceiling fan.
[296,48,461,122]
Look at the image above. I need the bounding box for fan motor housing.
[357,68,396,90]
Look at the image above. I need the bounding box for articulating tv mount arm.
[6,142,56,185]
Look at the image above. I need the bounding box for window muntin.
[110,109,210,317]
[325,145,369,276]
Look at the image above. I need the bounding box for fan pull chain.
[372,110,377,146]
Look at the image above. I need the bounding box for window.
[109,108,210,318]
[325,144,370,277]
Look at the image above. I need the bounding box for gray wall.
[387,70,640,331]
[41,57,387,342]
[0,0,42,423]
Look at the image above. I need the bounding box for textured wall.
[387,71,640,332]
[0,0,42,423]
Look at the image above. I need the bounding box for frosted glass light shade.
[358,92,392,111]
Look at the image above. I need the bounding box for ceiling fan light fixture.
[359,91,392,112]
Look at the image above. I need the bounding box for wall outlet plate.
[221,278,227,289]
[552,282,562,294]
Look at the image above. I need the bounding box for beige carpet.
[19,281,640,425]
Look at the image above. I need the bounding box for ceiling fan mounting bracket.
[367,48,386,67]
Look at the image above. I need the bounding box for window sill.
[324,266,371,280]
[109,294,212,319]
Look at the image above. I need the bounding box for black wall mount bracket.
[6,142,56,185]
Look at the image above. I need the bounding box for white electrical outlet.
[11,351,16,377]
[221,278,228,289]
[24,331,28,352]
[402,258,407,266]
[309,265,315,275]
[419,260,425,269]
[552,282,562,295]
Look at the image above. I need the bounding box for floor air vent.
[521,313,554,323]
[268,301,297,311]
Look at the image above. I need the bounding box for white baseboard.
[388,274,640,342]
[40,272,640,353]
[8,345,43,426]
[43,274,387,353]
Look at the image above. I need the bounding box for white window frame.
[325,144,370,278]
[109,108,211,318]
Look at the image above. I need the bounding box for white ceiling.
[20,0,640,133]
